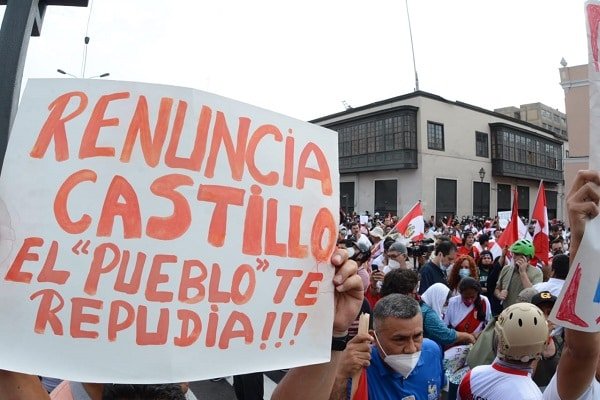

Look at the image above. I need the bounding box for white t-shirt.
[355,233,372,248]
[444,294,492,334]
[458,362,542,400]
[542,373,599,400]
[533,278,564,297]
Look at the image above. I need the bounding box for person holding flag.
[531,181,550,268]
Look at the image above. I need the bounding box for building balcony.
[340,149,418,173]
[491,159,563,183]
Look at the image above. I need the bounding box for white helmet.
[495,303,548,362]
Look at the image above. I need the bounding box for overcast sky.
[0,0,589,121]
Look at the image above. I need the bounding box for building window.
[473,181,490,217]
[427,121,445,150]
[436,178,456,222]
[545,190,558,220]
[340,182,355,216]
[497,184,512,213]
[374,180,397,215]
[518,186,529,219]
[476,132,489,158]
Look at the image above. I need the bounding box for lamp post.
[0,0,89,172]
[479,167,486,217]
[57,69,109,79]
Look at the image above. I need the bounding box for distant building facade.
[495,104,567,140]
[311,91,566,222]
[559,64,589,220]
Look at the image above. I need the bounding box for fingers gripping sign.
[551,171,600,332]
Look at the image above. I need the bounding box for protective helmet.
[495,303,548,362]
[509,239,535,258]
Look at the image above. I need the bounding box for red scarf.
[455,300,486,334]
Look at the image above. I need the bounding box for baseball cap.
[531,291,557,307]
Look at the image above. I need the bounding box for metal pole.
[0,0,43,171]
[405,0,419,91]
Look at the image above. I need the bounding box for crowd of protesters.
[0,172,598,400]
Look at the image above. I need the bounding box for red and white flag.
[451,229,462,245]
[532,181,549,265]
[394,201,424,241]
[497,188,521,249]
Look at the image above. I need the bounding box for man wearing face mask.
[418,240,456,295]
[382,242,409,273]
[331,294,444,399]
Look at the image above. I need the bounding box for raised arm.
[272,250,363,400]
[0,371,49,400]
[554,170,600,399]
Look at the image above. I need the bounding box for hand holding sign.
[550,170,600,331]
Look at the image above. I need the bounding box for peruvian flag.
[497,188,521,249]
[532,181,549,265]
[394,201,424,241]
[451,229,462,245]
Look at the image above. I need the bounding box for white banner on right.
[549,0,600,332]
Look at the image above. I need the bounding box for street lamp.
[57,69,110,78]
[56,69,77,78]
[479,167,486,217]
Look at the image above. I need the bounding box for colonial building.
[311,91,566,222]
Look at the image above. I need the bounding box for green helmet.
[509,239,535,258]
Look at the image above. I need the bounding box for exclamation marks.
[275,312,293,348]
[259,312,308,349]
[260,312,277,350]
[289,313,307,346]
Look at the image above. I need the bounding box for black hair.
[380,269,419,297]
[458,277,486,322]
[551,254,570,280]
[435,240,456,256]
[383,236,396,252]
[102,384,186,400]
[478,233,490,245]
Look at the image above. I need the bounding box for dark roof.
[310,90,566,142]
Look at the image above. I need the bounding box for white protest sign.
[497,211,511,222]
[359,215,369,225]
[550,1,600,332]
[0,79,339,382]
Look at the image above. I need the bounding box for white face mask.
[374,332,421,378]
[387,259,401,270]
[459,268,470,278]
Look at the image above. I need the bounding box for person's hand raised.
[331,249,363,335]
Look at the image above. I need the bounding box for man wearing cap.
[368,226,385,262]
[494,239,543,309]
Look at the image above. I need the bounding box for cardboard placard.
[0,79,340,381]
